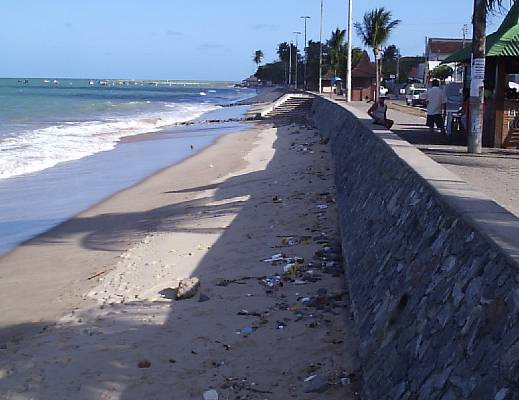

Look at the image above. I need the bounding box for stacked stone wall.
[311,97,519,400]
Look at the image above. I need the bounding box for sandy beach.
[0,98,360,399]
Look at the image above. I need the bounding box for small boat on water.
[53,80,59,85]
[89,80,95,85]
[199,92,207,96]
[43,79,50,83]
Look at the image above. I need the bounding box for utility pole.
[396,48,401,83]
[293,31,302,89]
[468,0,486,154]
[289,41,293,86]
[319,0,324,93]
[301,16,311,90]
[346,0,353,101]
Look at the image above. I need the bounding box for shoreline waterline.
[0,118,250,257]
[0,86,286,256]
[0,121,264,334]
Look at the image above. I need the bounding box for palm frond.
[355,7,401,51]
[486,0,517,11]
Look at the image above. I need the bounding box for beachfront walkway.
[346,100,519,218]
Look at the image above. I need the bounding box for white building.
[425,38,468,82]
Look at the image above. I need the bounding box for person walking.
[425,79,447,135]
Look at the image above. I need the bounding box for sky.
[0,0,511,81]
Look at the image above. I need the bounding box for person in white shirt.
[368,96,394,129]
[425,79,447,135]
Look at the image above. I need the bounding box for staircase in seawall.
[264,96,314,123]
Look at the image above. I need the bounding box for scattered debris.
[237,310,262,317]
[276,320,287,329]
[215,340,231,350]
[262,253,285,263]
[87,269,110,281]
[203,389,219,400]
[261,274,282,288]
[176,277,200,300]
[137,360,151,369]
[159,287,177,300]
[238,326,254,336]
[303,374,330,393]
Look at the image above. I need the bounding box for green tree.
[337,46,363,80]
[277,42,298,84]
[253,50,264,67]
[277,42,290,63]
[430,65,453,82]
[305,40,330,90]
[354,8,401,100]
[328,28,346,76]
[397,56,425,83]
[383,44,398,61]
[255,62,285,84]
[382,44,401,81]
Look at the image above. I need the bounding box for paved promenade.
[346,100,519,217]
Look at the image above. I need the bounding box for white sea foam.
[0,103,219,180]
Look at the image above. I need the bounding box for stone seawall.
[311,97,519,399]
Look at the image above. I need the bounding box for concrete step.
[265,96,314,120]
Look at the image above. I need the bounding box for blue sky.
[0,0,510,81]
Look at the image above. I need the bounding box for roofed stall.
[350,51,377,101]
[443,2,519,148]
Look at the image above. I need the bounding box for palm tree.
[253,50,264,70]
[468,0,516,153]
[328,28,346,76]
[354,8,401,101]
[278,42,292,84]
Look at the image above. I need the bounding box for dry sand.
[0,116,360,399]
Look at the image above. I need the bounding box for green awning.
[442,1,519,63]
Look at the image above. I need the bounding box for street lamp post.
[319,0,324,93]
[293,31,302,89]
[289,41,293,86]
[396,49,401,83]
[346,0,353,101]
[301,16,311,90]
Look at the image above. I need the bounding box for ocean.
[0,78,255,255]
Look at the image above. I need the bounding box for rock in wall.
[311,97,519,400]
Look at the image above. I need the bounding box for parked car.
[406,87,427,107]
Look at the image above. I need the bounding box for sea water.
[0,78,255,255]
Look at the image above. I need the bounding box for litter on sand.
[203,389,219,400]
[262,253,285,263]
